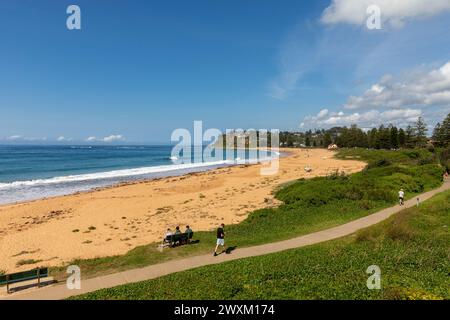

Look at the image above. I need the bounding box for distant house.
[328,144,338,150]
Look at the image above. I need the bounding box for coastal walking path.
[2,179,449,300]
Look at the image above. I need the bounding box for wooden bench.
[0,268,48,294]
[162,232,194,248]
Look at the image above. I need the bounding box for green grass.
[51,148,445,281]
[73,189,450,300]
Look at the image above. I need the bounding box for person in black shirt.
[214,223,226,256]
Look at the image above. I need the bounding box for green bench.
[163,232,194,248]
[0,268,48,294]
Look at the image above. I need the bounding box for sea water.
[0,145,274,204]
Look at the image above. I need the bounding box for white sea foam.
[0,160,234,190]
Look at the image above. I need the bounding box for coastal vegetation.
[73,189,450,300]
[279,113,449,149]
[52,148,445,280]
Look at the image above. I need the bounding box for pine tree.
[367,128,378,149]
[377,125,391,149]
[432,122,444,147]
[390,126,399,149]
[398,128,406,148]
[405,125,416,148]
[414,117,428,147]
[305,136,311,147]
[323,133,332,147]
[438,113,450,147]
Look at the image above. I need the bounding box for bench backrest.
[165,232,193,242]
[0,268,48,285]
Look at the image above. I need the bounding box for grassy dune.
[53,149,445,280]
[73,188,450,300]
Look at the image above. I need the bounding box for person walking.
[399,188,405,206]
[213,223,226,256]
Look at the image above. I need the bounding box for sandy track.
[0,148,366,272]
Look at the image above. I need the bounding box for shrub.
[439,147,450,171]
[368,158,392,169]
[419,155,436,165]
[384,287,443,300]
[367,188,396,202]
[355,228,380,242]
[403,150,420,159]
[387,223,415,241]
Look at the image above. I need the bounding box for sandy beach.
[0,148,366,272]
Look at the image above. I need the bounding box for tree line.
[279,113,449,150]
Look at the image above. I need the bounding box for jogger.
[213,223,225,256]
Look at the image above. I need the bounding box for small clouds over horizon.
[4,135,48,142]
[57,136,73,142]
[0,134,126,143]
[85,134,125,143]
[321,0,450,28]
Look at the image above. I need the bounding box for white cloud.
[299,62,450,129]
[344,61,450,110]
[26,137,47,142]
[85,134,125,143]
[57,136,73,142]
[4,135,47,142]
[322,0,450,28]
[301,108,422,129]
[6,135,22,141]
[102,134,124,142]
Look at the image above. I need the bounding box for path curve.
[3,180,449,300]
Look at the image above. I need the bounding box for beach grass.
[52,148,445,281]
[72,188,450,300]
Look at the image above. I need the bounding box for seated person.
[185,225,193,235]
[165,228,173,237]
[185,225,193,242]
[163,228,174,245]
[174,226,182,235]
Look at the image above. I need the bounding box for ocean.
[0,145,274,205]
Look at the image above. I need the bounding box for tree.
[405,125,416,148]
[390,126,399,149]
[432,122,444,146]
[286,134,294,147]
[367,128,378,149]
[305,136,311,147]
[398,128,406,148]
[433,113,450,147]
[376,125,391,149]
[443,113,450,146]
[323,133,332,147]
[413,117,428,147]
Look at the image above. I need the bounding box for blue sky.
[1,0,450,144]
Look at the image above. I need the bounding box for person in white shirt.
[399,189,405,205]
[163,228,174,246]
[165,228,173,237]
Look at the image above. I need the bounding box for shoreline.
[0,149,285,207]
[0,148,366,272]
